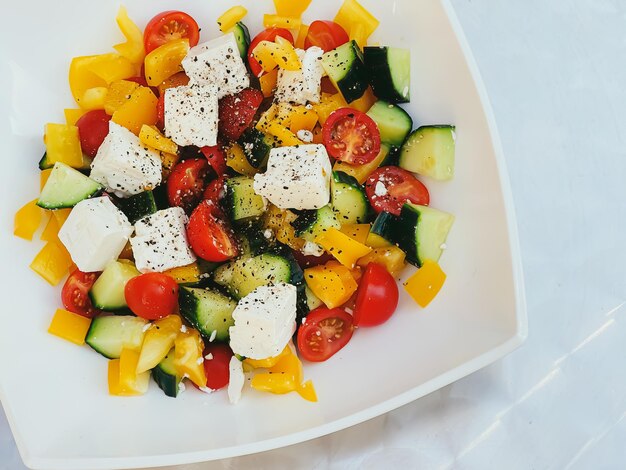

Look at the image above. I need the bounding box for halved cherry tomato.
[291,249,333,269]
[218,88,264,141]
[187,200,239,262]
[297,308,354,362]
[124,273,179,320]
[167,159,212,214]
[322,108,381,165]
[201,343,234,390]
[353,263,399,327]
[248,28,294,77]
[156,93,165,131]
[61,269,101,318]
[365,166,430,216]
[200,145,227,177]
[304,20,349,52]
[75,110,111,158]
[203,175,227,210]
[144,11,199,54]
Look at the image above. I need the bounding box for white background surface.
[2,0,625,468]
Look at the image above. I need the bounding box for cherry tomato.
[126,76,149,87]
[201,343,234,390]
[304,20,349,52]
[365,166,430,216]
[322,108,381,165]
[203,175,227,208]
[187,200,239,262]
[61,269,101,318]
[248,28,294,77]
[75,110,111,158]
[291,249,333,269]
[124,273,178,320]
[156,93,165,131]
[144,11,199,54]
[167,159,212,214]
[353,263,399,327]
[200,146,227,177]
[218,88,264,141]
[297,308,354,362]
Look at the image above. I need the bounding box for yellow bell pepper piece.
[252,41,279,73]
[263,14,302,30]
[225,142,257,176]
[255,104,279,132]
[312,93,348,125]
[43,123,83,168]
[217,6,248,32]
[88,54,136,85]
[107,359,124,395]
[108,352,150,396]
[111,87,158,135]
[259,68,279,98]
[273,0,312,17]
[253,38,301,73]
[64,108,87,126]
[136,315,182,374]
[40,213,60,243]
[144,38,189,87]
[334,0,379,47]
[14,199,43,241]
[119,348,150,394]
[104,79,140,115]
[30,241,72,286]
[53,208,72,227]
[357,246,406,277]
[69,54,115,106]
[159,151,180,179]
[244,345,291,369]
[48,308,91,346]
[333,143,389,184]
[315,227,372,268]
[365,230,392,248]
[349,86,377,113]
[40,169,53,190]
[174,329,207,388]
[113,6,145,65]
[295,24,310,49]
[289,106,318,133]
[403,260,447,308]
[80,87,109,111]
[163,263,201,285]
[304,262,358,309]
[263,205,305,250]
[274,36,301,70]
[139,125,178,155]
[297,380,318,402]
[265,121,303,146]
[339,224,370,245]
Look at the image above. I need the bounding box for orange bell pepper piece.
[14,199,43,241]
[315,227,372,268]
[403,260,447,307]
[139,125,178,155]
[104,79,140,115]
[111,86,158,135]
[244,344,291,369]
[48,308,92,345]
[295,24,310,49]
[304,262,358,309]
[339,224,370,245]
[259,68,279,98]
[357,246,406,277]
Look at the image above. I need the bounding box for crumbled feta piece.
[199,386,214,394]
[263,229,274,240]
[180,324,188,333]
[374,181,388,196]
[58,197,133,272]
[296,129,314,143]
[302,241,324,257]
[209,330,217,342]
[196,357,204,365]
[253,144,331,210]
[90,122,162,198]
[182,33,250,98]
[130,207,196,273]
[229,283,297,360]
[164,84,218,147]
[276,47,324,105]
[178,381,186,393]
[204,353,214,360]
[228,357,245,404]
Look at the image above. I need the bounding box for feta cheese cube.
[276,47,324,105]
[227,356,245,404]
[253,144,332,210]
[229,283,297,360]
[182,33,250,98]
[58,197,133,272]
[90,122,162,198]
[164,84,219,147]
[130,207,196,273]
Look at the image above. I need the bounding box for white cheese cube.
[58,197,133,272]
[227,356,245,404]
[253,144,332,210]
[276,47,324,105]
[90,122,162,198]
[182,33,250,99]
[164,84,219,147]
[130,207,196,273]
[229,283,297,360]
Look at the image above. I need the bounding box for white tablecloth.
[2,0,625,468]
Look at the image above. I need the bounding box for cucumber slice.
[238,128,273,168]
[115,190,157,224]
[39,152,92,170]
[224,176,266,222]
[330,172,369,224]
[231,22,250,59]
[364,46,411,103]
[237,221,272,257]
[292,205,341,243]
[321,41,369,103]
[399,126,456,181]
[85,316,148,359]
[366,101,413,146]
[152,349,181,398]
[179,287,237,341]
[89,260,140,310]
[37,162,103,209]
[370,211,399,244]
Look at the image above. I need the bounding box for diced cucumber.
[399,126,456,181]
[179,287,237,341]
[364,46,411,103]
[231,22,250,59]
[331,171,369,224]
[152,349,181,398]
[291,205,341,243]
[224,176,266,222]
[238,128,273,169]
[85,316,148,359]
[366,101,413,146]
[380,145,401,167]
[370,211,400,244]
[89,260,140,311]
[321,41,369,103]
[305,285,323,311]
[39,152,92,171]
[37,162,103,209]
[115,190,157,224]
[237,221,272,257]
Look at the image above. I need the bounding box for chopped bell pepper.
[144,38,190,87]
[113,6,145,64]
[174,329,207,387]
[265,121,303,146]
[107,359,124,395]
[244,344,291,369]
[104,79,140,115]
[69,54,116,106]
[64,108,87,126]
[349,23,368,49]
[225,142,258,176]
[349,86,377,113]
[139,125,178,154]
[274,36,301,70]
[40,213,61,243]
[43,123,83,168]
[339,224,370,245]
[40,169,53,190]
[217,6,248,32]
[109,351,150,396]
[312,93,348,125]
[289,106,318,133]
[30,241,72,286]
[88,54,137,85]
[297,380,318,402]
[14,199,43,241]
[263,205,305,250]
[159,151,180,179]
[315,227,372,268]
[136,315,182,374]
[357,246,406,277]
[251,41,279,73]
[253,38,301,72]
[365,230,392,248]
[80,87,109,111]
[53,208,72,227]
[48,308,92,345]
[334,0,379,47]
[163,263,201,285]
[259,68,279,98]
[273,0,312,17]
[333,143,389,184]
[263,14,302,30]
[403,260,447,308]
[295,24,310,49]
[111,86,158,135]
[304,262,358,308]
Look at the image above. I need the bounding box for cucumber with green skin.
[399,125,456,181]
[179,287,237,341]
[231,22,250,59]
[330,171,369,224]
[321,41,369,103]
[89,260,140,311]
[85,316,148,359]
[366,101,413,146]
[152,349,181,398]
[223,176,266,222]
[364,46,411,103]
[37,162,103,209]
[291,205,340,243]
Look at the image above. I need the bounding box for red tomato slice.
[218,88,264,141]
[248,28,294,77]
[124,273,179,320]
[203,175,227,208]
[144,11,200,54]
[61,269,101,318]
[75,110,111,158]
[297,308,354,362]
[365,166,430,216]
[201,343,234,390]
[187,200,239,262]
[304,20,349,52]
[166,158,212,214]
[322,108,381,165]
[156,93,165,131]
[200,145,227,177]
[353,263,399,327]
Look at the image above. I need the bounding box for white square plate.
[0,0,526,468]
